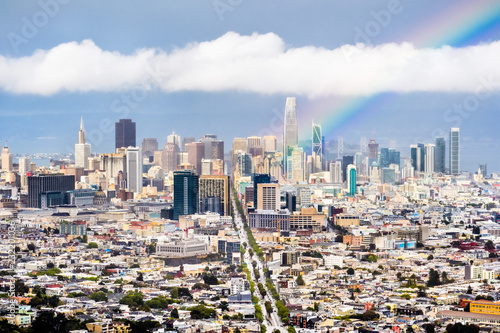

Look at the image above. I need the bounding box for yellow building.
[470,300,500,315]
[335,214,360,227]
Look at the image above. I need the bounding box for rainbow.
[300,0,500,143]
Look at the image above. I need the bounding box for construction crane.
[270,218,288,244]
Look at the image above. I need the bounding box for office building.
[290,207,326,232]
[142,138,158,161]
[238,152,252,177]
[381,167,396,184]
[167,131,181,152]
[479,164,488,177]
[312,122,322,156]
[101,153,127,185]
[289,147,305,183]
[115,119,136,149]
[1,145,12,172]
[27,174,75,208]
[173,170,199,220]
[199,175,230,216]
[283,97,298,174]
[253,173,271,209]
[158,143,177,173]
[330,160,342,183]
[75,117,91,169]
[424,144,435,174]
[126,147,143,193]
[18,157,31,176]
[249,209,291,231]
[450,128,460,175]
[435,137,445,173]
[232,137,248,168]
[342,155,354,182]
[285,191,296,213]
[182,137,195,151]
[347,164,356,196]
[200,134,224,161]
[256,183,280,211]
[263,136,277,152]
[368,139,379,165]
[187,142,205,174]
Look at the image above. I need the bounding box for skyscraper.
[253,173,271,209]
[368,139,379,160]
[28,174,75,208]
[434,137,445,173]
[142,138,158,161]
[330,160,342,183]
[75,117,91,169]
[263,136,277,152]
[283,97,298,173]
[115,119,136,149]
[424,144,435,174]
[199,175,230,216]
[232,137,248,169]
[182,137,195,151]
[18,157,31,176]
[312,122,322,156]
[173,170,199,220]
[160,143,177,173]
[257,183,280,211]
[167,131,181,152]
[187,142,205,174]
[126,147,143,193]
[410,145,421,172]
[347,164,357,196]
[450,128,460,175]
[238,152,252,177]
[1,145,12,172]
[342,155,354,182]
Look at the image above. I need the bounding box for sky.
[1,0,500,172]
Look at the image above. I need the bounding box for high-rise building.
[283,97,298,174]
[256,183,280,211]
[18,157,31,176]
[285,191,296,213]
[450,128,460,175]
[126,147,143,193]
[330,160,342,183]
[28,174,75,208]
[1,145,13,172]
[159,143,177,173]
[200,135,224,161]
[182,137,195,152]
[263,136,277,152]
[312,122,322,156]
[479,164,488,177]
[424,144,435,174]
[347,164,357,196]
[381,167,396,184]
[342,155,354,182]
[187,142,205,174]
[410,145,421,172]
[247,136,261,149]
[115,119,136,149]
[238,153,252,177]
[101,153,127,185]
[167,131,181,152]
[199,175,230,216]
[253,173,271,209]
[142,138,158,161]
[368,139,379,164]
[232,137,247,168]
[173,170,199,220]
[290,147,305,183]
[75,117,91,169]
[434,137,445,173]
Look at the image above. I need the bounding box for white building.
[126,146,143,193]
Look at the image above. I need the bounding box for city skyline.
[1,1,500,173]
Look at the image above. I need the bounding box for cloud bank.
[1,32,500,97]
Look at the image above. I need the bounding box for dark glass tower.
[173,170,199,220]
[115,119,136,149]
[253,173,271,209]
[28,174,75,208]
[434,137,446,173]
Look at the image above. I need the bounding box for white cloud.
[1,32,500,97]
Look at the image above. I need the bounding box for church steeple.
[79,117,86,144]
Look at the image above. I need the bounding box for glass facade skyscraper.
[115,119,136,150]
[173,170,199,220]
[449,128,460,175]
[283,97,298,174]
[312,122,322,156]
[434,137,445,173]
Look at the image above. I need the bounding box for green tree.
[427,268,441,287]
[347,268,355,275]
[87,242,98,249]
[218,301,229,312]
[171,308,179,318]
[90,291,108,302]
[467,285,473,294]
[119,292,144,309]
[296,275,305,286]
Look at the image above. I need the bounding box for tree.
[27,243,36,252]
[87,242,98,249]
[446,323,479,333]
[347,268,355,275]
[466,285,473,294]
[137,273,144,282]
[202,273,219,285]
[296,275,305,286]
[90,291,108,302]
[171,308,179,318]
[427,255,434,260]
[148,243,156,254]
[30,311,83,333]
[119,292,144,309]
[485,240,496,251]
[46,263,55,269]
[422,323,435,333]
[189,304,215,319]
[218,301,229,312]
[427,268,441,287]
[170,287,179,299]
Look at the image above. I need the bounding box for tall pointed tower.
[75,117,91,169]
